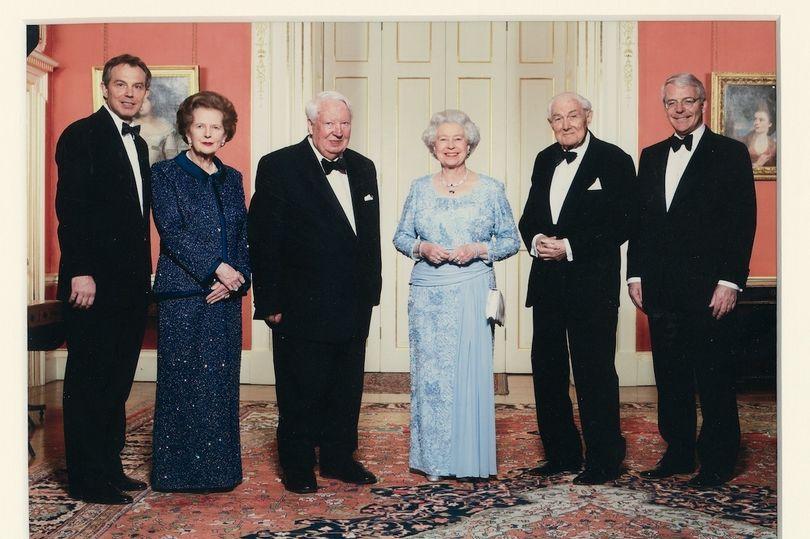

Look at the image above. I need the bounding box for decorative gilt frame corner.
[746,276,777,288]
[711,71,777,181]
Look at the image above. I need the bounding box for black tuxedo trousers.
[271,306,372,472]
[531,304,626,471]
[647,308,740,476]
[62,303,147,486]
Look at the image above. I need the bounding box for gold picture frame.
[711,72,776,180]
[92,65,200,165]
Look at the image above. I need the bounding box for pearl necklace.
[440,168,468,195]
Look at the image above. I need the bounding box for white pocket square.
[588,178,603,190]
[363,194,374,201]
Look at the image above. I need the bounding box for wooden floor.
[27,376,775,468]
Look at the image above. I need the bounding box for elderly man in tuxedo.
[55,53,153,504]
[627,73,756,488]
[248,91,382,494]
[519,92,634,485]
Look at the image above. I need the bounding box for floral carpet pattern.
[29,401,776,538]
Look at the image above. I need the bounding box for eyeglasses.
[664,97,703,110]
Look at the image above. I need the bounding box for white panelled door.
[322,21,577,373]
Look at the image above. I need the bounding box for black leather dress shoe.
[687,470,730,488]
[320,460,378,485]
[109,474,147,491]
[526,461,581,477]
[69,482,133,505]
[639,461,696,479]
[282,469,318,494]
[572,467,622,485]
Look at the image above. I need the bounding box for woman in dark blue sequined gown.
[150,92,250,491]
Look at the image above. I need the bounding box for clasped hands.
[534,236,567,261]
[419,242,482,266]
[207,262,246,304]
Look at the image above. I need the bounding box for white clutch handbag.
[486,288,505,326]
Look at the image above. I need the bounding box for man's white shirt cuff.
[563,238,573,262]
[718,280,741,292]
[530,233,544,257]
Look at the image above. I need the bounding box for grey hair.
[305,90,353,122]
[661,72,706,103]
[421,109,481,155]
[547,92,593,119]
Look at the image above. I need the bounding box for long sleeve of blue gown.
[392,182,421,259]
[484,181,520,262]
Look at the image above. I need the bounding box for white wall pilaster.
[27,31,58,387]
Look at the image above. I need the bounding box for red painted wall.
[43,23,253,349]
[636,21,777,351]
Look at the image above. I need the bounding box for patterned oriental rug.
[29,400,776,538]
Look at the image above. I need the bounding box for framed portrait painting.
[711,72,777,180]
[92,65,200,165]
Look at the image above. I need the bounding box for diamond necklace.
[440,168,469,195]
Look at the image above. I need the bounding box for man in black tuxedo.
[55,54,153,504]
[519,92,634,485]
[248,91,382,494]
[627,73,756,488]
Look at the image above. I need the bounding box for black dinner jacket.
[626,127,756,314]
[248,137,382,343]
[519,133,636,313]
[55,107,152,309]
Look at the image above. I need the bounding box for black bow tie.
[121,123,141,137]
[556,150,577,166]
[321,157,347,175]
[670,133,693,152]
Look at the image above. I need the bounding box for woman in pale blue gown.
[393,110,520,480]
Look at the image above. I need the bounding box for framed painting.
[711,72,777,180]
[92,65,199,165]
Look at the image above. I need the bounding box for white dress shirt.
[664,123,705,211]
[104,104,145,215]
[308,137,357,234]
[530,132,592,262]
[627,123,739,291]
